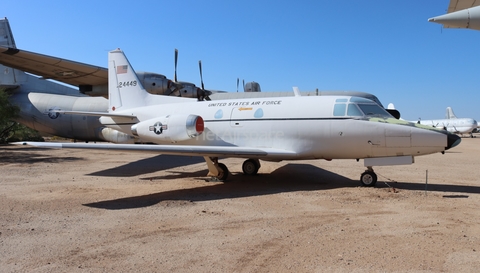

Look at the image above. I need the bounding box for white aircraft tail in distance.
[446,107,457,119]
[17,49,461,187]
[414,107,478,138]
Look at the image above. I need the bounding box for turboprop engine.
[137,72,211,99]
[137,72,182,96]
[131,114,204,143]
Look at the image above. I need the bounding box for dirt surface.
[1,137,480,272]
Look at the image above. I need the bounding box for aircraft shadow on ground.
[83,161,480,210]
[87,155,205,177]
[379,181,480,195]
[0,149,83,164]
[83,163,357,210]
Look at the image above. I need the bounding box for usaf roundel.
[150,122,163,135]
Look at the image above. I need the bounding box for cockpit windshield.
[334,97,393,118]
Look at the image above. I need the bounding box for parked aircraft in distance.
[0,17,214,142]
[0,17,400,142]
[428,0,480,30]
[413,107,478,138]
[17,49,461,187]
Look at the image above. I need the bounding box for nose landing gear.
[360,167,377,187]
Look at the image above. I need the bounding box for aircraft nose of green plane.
[446,133,461,150]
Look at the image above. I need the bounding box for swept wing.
[17,142,297,159]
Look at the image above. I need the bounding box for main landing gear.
[242,159,261,175]
[360,166,377,187]
[204,156,229,181]
[204,157,261,181]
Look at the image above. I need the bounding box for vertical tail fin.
[108,49,151,112]
[0,18,16,48]
[0,17,21,89]
[445,107,457,119]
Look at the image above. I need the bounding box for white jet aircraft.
[17,49,461,187]
[414,107,478,138]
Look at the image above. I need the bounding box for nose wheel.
[360,167,377,187]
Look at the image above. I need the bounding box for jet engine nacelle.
[131,114,204,143]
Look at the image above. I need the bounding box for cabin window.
[333,104,346,116]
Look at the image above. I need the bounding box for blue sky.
[2,0,479,121]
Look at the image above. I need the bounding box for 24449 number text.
[117,81,137,88]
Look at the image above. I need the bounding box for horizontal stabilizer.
[54,110,137,119]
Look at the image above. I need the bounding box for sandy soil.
[1,136,480,273]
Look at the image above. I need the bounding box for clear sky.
[2,0,479,121]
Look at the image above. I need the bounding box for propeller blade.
[199,60,205,90]
[174,49,178,82]
[237,78,239,92]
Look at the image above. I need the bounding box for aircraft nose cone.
[446,133,461,150]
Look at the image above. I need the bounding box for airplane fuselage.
[102,95,454,161]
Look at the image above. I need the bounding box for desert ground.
[1,136,480,273]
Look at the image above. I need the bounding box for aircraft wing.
[0,46,107,87]
[16,142,297,159]
[447,0,480,13]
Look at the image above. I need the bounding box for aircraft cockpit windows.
[333,97,392,118]
[348,97,392,117]
[347,104,363,116]
[356,103,392,118]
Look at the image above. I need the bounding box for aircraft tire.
[242,159,259,175]
[360,171,377,187]
[217,163,229,181]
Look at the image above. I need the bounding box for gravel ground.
[1,136,480,272]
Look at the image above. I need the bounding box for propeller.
[199,60,205,90]
[174,48,178,83]
[197,60,211,101]
[165,49,183,96]
[236,78,239,92]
